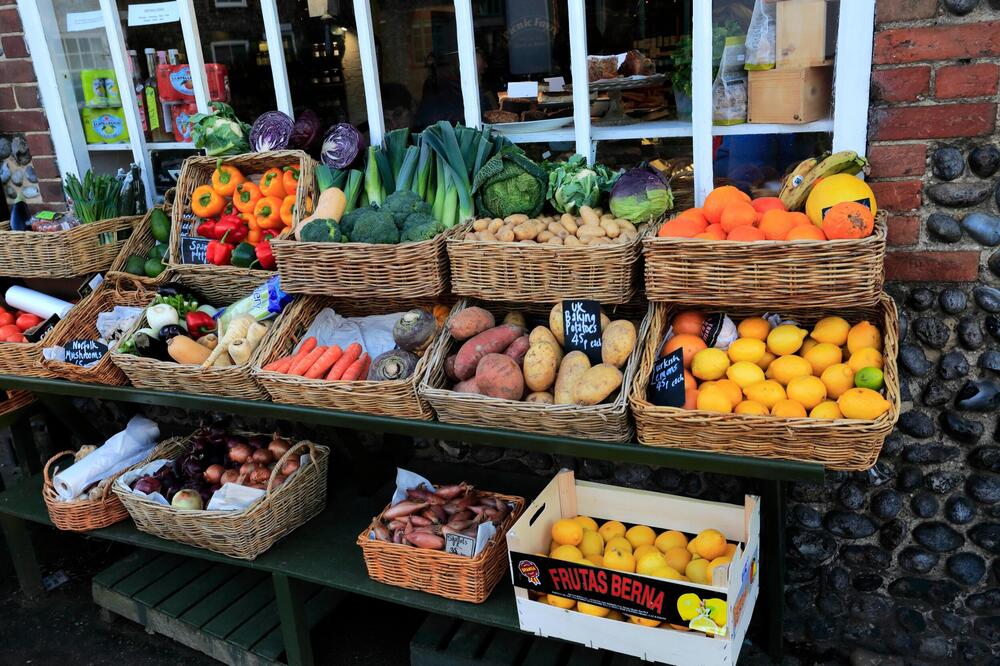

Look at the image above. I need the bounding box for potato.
[616,219,636,233]
[453,378,480,394]
[601,320,637,368]
[529,325,559,348]
[476,230,496,241]
[548,304,610,345]
[523,342,559,392]
[572,364,624,405]
[577,224,606,242]
[547,236,564,245]
[448,306,495,340]
[472,218,489,232]
[514,222,539,241]
[475,353,524,400]
[579,206,600,228]
[590,236,612,245]
[559,214,578,235]
[464,232,477,240]
[536,230,554,243]
[547,221,565,235]
[496,226,515,242]
[525,391,554,404]
[504,335,531,366]
[601,219,621,238]
[487,218,504,234]
[503,311,526,329]
[505,213,529,225]
[553,351,591,404]
[563,235,582,247]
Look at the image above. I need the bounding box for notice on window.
[66,10,104,32]
[127,1,180,27]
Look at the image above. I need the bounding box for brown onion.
[280,458,300,476]
[268,435,291,459]
[229,443,252,464]
[239,461,256,476]
[203,464,225,485]
[220,469,240,485]
[249,465,271,485]
[273,474,288,486]
[251,448,274,465]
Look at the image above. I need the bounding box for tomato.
[0,324,20,338]
[1,332,25,343]
[0,311,13,327]
[15,313,42,332]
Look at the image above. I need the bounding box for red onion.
[229,443,252,464]
[239,461,256,476]
[280,458,300,476]
[203,464,224,485]
[252,448,274,465]
[250,465,271,485]
[220,469,240,485]
[268,435,291,459]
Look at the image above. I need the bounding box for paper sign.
[562,300,602,365]
[64,339,109,366]
[506,81,539,99]
[180,236,209,264]
[445,532,477,557]
[66,10,104,32]
[127,1,179,26]
[544,76,565,92]
[77,273,104,300]
[25,314,60,343]
[647,348,686,407]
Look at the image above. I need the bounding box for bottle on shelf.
[156,50,176,143]
[127,49,150,140]
[144,47,172,142]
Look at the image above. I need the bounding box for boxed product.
[81,108,130,144]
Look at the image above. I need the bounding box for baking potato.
[514,222,539,241]
[616,219,636,233]
[546,236,564,245]
[464,232,477,240]
[473,218,489,232]
[563,235,582,247]
[529,325,560,348]
[505,213,529,225]
[559,214,578,235]
[590,236,612,245]
[487,218,504,234]
[601,219,621,238]
[496,226,516,242]
[548,221,565,235]
[477,230,497,241]
[523,342,559,392]
[503,311,526,329]
[576,224,606,242]
[579,206,600,228]
[525,391,554,404]
[536,230,554,243]
[553,351,591,404]
[601,320,637,368]
[572,363,624,405]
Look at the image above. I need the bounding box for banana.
[780,150,869,210]
[779,157,819,201]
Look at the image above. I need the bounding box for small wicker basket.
[0,302,80,379]
[642,211,888,309]
[419,298,646,442]
[106,193,175,288]
[629,294,901,471]
[0,389,35,416]
[357,489,524,603]
[0,214,140,278]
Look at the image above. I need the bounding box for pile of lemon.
[680,314,890,420]
[540,516,736,627]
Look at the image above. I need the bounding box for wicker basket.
[271,223,452,299]
[419,299,647,442]
[446,220,644,304]
[40,282,155,385]
[0,389,35,416]
[106,193,175,288]
[254,296,441,419]
[109,276,285,400]
[642,211,887,309]
[357,489,525,603]
[629,294,901,471]
[114,434,329,559]
[167,151,314,299]
[0,214,140,279]
[0,301,81,379]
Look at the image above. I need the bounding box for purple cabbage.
[321,123,365,169]
[249,111,295,152]
[608,167,674,223]
[290,110,322,151]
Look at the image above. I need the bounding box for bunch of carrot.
[262,337,370,381]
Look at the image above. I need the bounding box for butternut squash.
[294,187,346,240]
[167,335,212,365]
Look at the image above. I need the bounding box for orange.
[683,387,699,409]
[683,369,696,389]
[727,225,766,241]
[662,333,707,368]
[694,223,727,240]
[788,212,812,227]
[675,208,709,227]
[758,210,794,240]
[694,529,728,560]
[719,201,758,233]
[658,217,706,238]
[703,186,750,225]
[751,197,787,216]
[785,224,827,241]
[672,311,706,337]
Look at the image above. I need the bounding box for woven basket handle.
[266,440,317,496]
[163,188,176,209]
[43,450,77,488]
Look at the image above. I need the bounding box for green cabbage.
[471,146,547,219]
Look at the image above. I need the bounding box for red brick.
[867,144,926,178]
[875,22,1000,65]
[0,7,21,32]
[0,60,36,84]
[30,156,59,180]
[0,86,13,112]
[872,67,930,103]
[885,251,980,281]
[886,215,920,246]
[936,63,1000,100]
[876,0,938,23]
[0,109,47,133]
[869,180,922,211]
[26,132,54,156]
[870,103,996,140]
[0,34,27,58]
[13,84,37,109]
[37,179,66,202]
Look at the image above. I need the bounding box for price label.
[25,314,60,343]
[64,339,109,366]
[77,273,104,299]
[562,300,602,365]
[180,236,209,264]
[444,532,477,558]
[647,348,686,407]
[179,219,195,237]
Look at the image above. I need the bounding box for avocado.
[144,257,166,278]
[125,255,146,275]
[150,208,171,243]
[148,242,169,261]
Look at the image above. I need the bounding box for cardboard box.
[776,0,838,68]
[506,470,760,665]
[748,65,832,124]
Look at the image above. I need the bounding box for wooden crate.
[505,470,760,666]
[776,0,836,68]
[748,65,832,124]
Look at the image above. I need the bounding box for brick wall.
[869,1,1000,283]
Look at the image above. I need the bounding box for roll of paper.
[53,415,160,499]
[4,285,74,319]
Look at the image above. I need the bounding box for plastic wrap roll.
[4,286,74,319]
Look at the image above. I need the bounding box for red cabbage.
[322,123,365,169]
[249,111,294,152]
[290,109,322,151]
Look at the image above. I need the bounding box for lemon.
[625,524,656,549]
[577,601,610,617]
[737,317,770,340]
[713,379,744,405]
[636,551,668,575]
[767,324,808,355]
[838,387,891,419]
[743,380,786,408]
[685,558,710,584]
[578,529,604,557]
[663,546,692,572]
[786,375,828,410]
[799,338,818,355]
[810,316,850,346]
[694,529,728,559]
[572,515,599,531]
[550,544,585,562]
[696,384,733,413]
[605,536,633,554]
[551,518,583,546]
[756,350,776,371]
[691,348,730,380]
[727,361,766,389]
[649,565,684,580]
[771,399,807,418]
[810,400,843,419]
[847,321,882,354]
[728,337,766,363]
[604,547,636,573]
[585,553,604,566]
[855,366,885,391]
[627,615,661,627]
[689,614,720,633]
[704,598,727,628]
[677,593,703,621]
[848,348,884,373]
[803,342,842,376]
[820,363,855,399]
[607,610,624,621]
[633,544,660,561]
[546,594,576,609]
[735,400,769,415]
[655,530,688,552]
[767,355,813,385]
[598,520,626,542]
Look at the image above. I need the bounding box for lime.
[150,208,171,243]
[854,366,884,391]
[124,255,146,276]
[143,257,166,278]
[148,242,169,261]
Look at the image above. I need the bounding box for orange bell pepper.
[191,184,225,218]
[279,195,296,227]
[253,196,284,230]
[211,159,245,197]
[260,168,287,199]
[233,181,262,214]
[282,166,299,196]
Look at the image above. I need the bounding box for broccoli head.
[339,205,375,238]
[298,218,344,243]
[381,190,433,228]
[399,213,442,243]
[349,210,399,244]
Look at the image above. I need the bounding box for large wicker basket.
[357,489,524,603]
[446,220,644,304]
[106,194,174,288]
[109,276,285,400]
[642,211,887,309]
[254,296,441,419]
[0,389,35,416]
[114,434,329,559]
[629,294,901,471]
[419,298,646,442]
[40,282,155,385]
[0,299,80,379]
[167,151,314,298]
[0,214,140,278]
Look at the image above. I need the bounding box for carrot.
[359,353,372,379]
[326,342,362,380]
[304,345,343,379]
[340,352,370,381]
[263,354,295,373]
[289,346,327,376]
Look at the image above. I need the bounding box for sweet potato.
[448,307,495,341]
[453,324,523,380]
[444,354,459,381]
[453,378,480,394]
[504,335,531,366]
[553,351,591,404]
[523,342,559,392]
[601,320,637,368]
[475,353,524,401]
[525,391,554,404]
[572,364,623,405]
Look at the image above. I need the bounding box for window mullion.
[260,0,294,116]
[690,0,713,206]
[832,0,875,156]
[567,0,591,160]
[353,0,384,146]
[454,0,481,128]
[177,0,210,113]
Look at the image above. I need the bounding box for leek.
[343,169,364,212]
[373,147,394,199]
[395,145,419,193]
[432,154,447,222]
[364,146,383,206]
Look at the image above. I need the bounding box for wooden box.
[748,65,832,124]
[506,470,760,665]
[777,0,837,68]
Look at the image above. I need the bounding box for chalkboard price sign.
[180,236,209,264]
[64,339,109,366]
[24,314,60,343]
[562,300,602,365]
[647,348,686,407]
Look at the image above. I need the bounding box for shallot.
[252,448,275,465]
[382,500,428,520]
[404,532,444,549]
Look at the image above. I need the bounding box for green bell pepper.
[230,241,259,268]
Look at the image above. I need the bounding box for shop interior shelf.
[492,125,576,145]
[713,118,833,136]
[86,143,132,152]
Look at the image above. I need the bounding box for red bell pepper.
[255,238,276,270]
[196,218,218,239]
[214,212,248,244]
[206,239,234,265]
[185,311,217,339]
